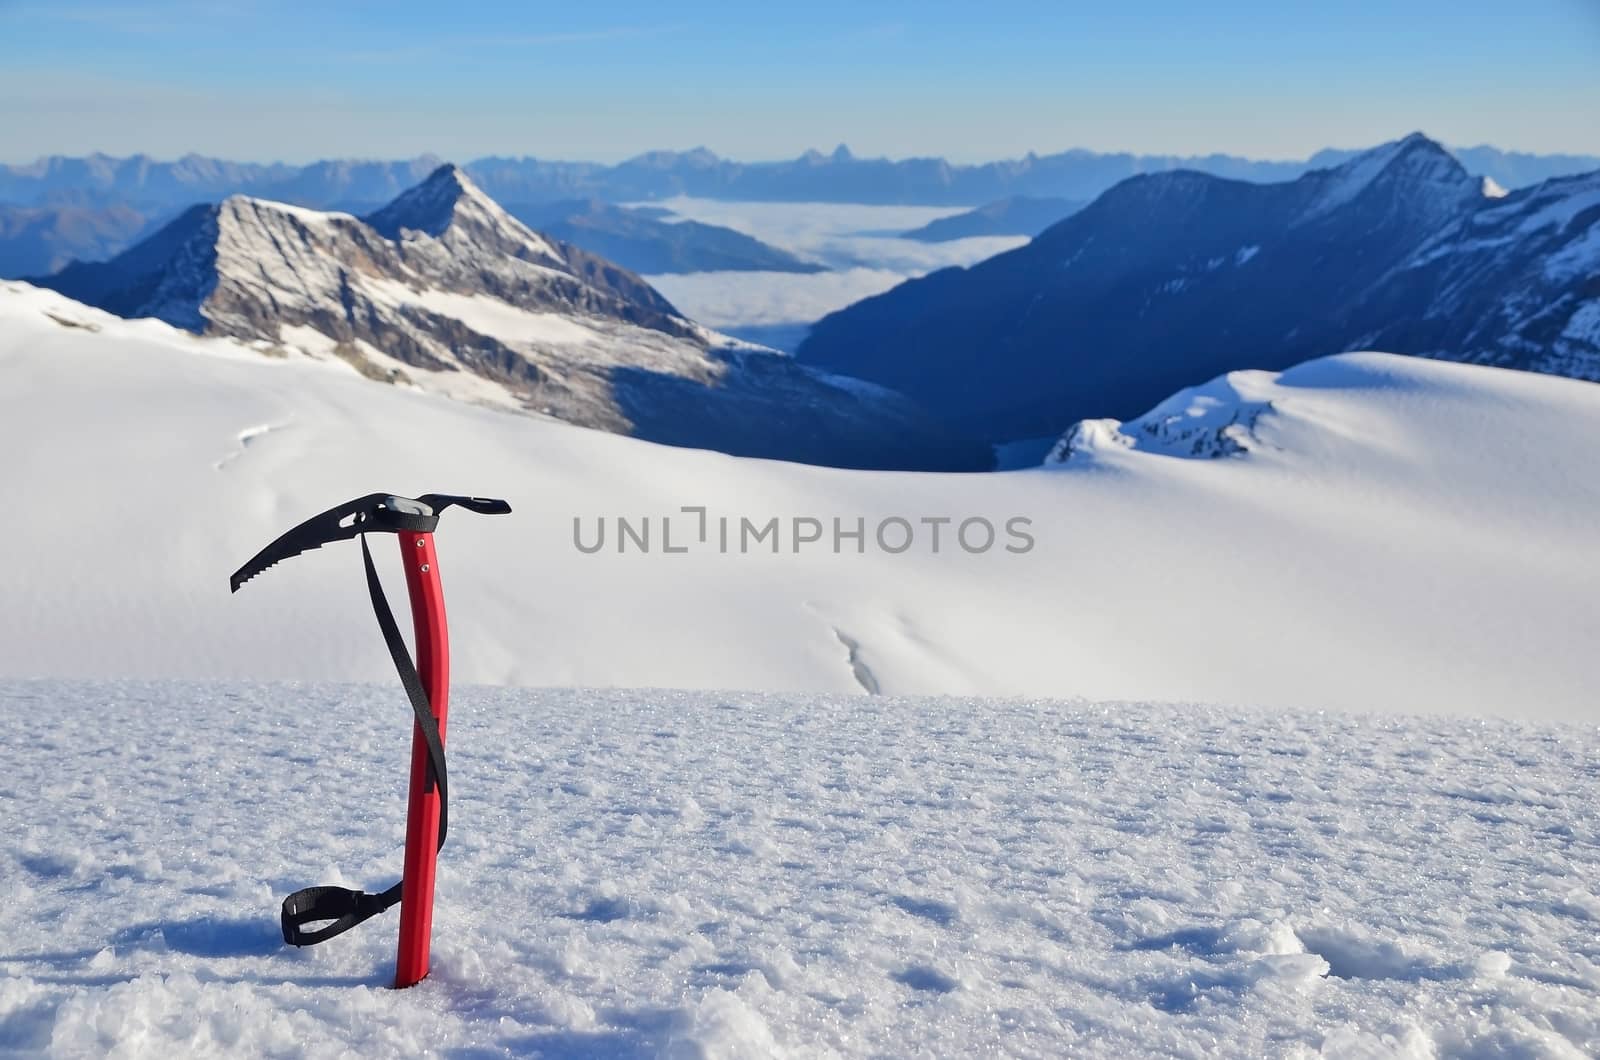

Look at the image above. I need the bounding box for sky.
[2,0,1598,165]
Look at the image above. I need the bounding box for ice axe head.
[230,492,512,593]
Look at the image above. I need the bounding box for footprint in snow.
[894,965,959,993]
[891,895,958,927]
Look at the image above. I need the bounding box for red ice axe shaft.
[229,493,510,989]
[395,529,447,988]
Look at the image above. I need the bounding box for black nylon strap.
[360,532,449,842]
[279,533,449,947]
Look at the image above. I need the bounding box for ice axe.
[230,492,511,988]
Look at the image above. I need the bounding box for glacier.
[5,280,1600,721]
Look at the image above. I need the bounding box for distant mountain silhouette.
[901,197,1086,242]
[798,134,1600,441]
[0,152,435,211]
[0,202,156,276]
[506,200,823,274]
[4,142,1593,216]
[5,141,1595,281]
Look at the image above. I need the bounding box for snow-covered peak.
[197,201,360,309]
[1480,175,1509,199]
[1299,132,1471,219]
[35,163,705,403]
[364,162,563,265]
[367,164,498,235]
[213,194,361,233]
[1047,369,1279,463]
[1382,132,1469,177]
[680,146,721,168]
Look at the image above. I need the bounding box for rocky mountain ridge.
[797,134,1600,440]
[37,165,992,470]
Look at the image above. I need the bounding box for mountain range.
[34,164,990,470]
[0,202,155,277]
[14,134,1600,468]
[0,196,819,282]
[797,134,1600,440]
[2,142,1593,214]
[3,139,1593,283]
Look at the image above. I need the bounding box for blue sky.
[2,0,1597,164]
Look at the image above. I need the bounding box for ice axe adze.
[230,492,511,988]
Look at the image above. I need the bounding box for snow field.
[7,281,1600,722]
[4,681,1596,1057]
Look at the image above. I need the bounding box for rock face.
[1355,169,1600,383]
[38,165,992,471]
[363,166,690,338]
[798,135,1600,441]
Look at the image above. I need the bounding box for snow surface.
[1501,177,1600,237]
[222,195,360,227]
[4,680,1596,1057]
[449,177,565,265]
[1562,301,1600,347]
[6,281,1600,722]
[1047,370,1281,462]
[1542,224,1600,284]
[362,280,606,349]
